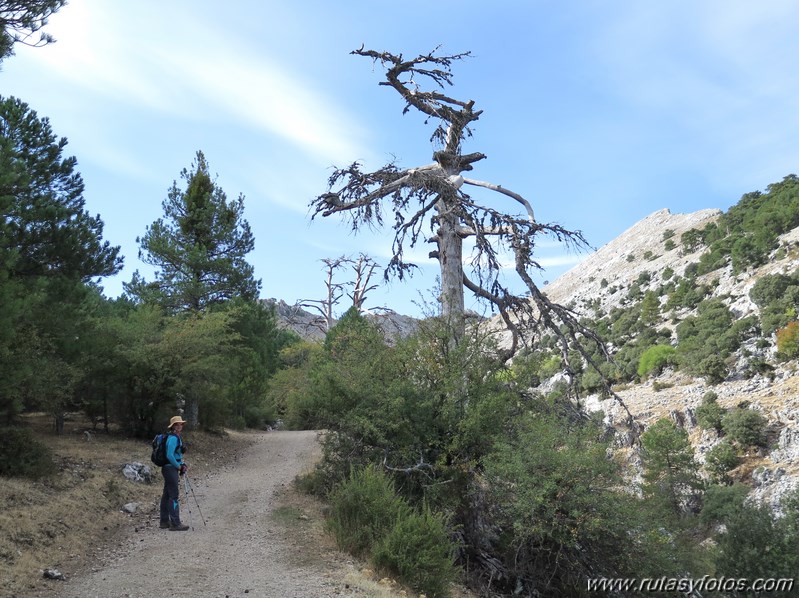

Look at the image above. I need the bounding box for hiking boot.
[159,522,170,529]
[169,523,190,531]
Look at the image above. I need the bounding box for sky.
[3,0,799,318]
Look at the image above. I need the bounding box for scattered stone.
[122,462,152,484]
[122,502,139,513]
[43,568,66,581]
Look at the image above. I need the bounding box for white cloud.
[27,0,374,168]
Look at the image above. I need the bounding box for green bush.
[637,345,677,378]
[714,489,799,585]
[696,354,728,384]
[699,483,749,526]
[0,426,56,478]
[326,464,408,557]
[243,402,276,429]
[704,440,740,484]
[372,505,456,598]
[695,391,725,432]
[640,418,702,518]
[722,407,768,448]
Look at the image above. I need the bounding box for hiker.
[159,415,190,531]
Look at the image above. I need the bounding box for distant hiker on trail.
[159,416,189,531]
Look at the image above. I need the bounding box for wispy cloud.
[28,1,374,169]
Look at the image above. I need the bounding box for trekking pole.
[185,476,207,526]
[183,475,194,531]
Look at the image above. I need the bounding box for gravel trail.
[57,430,352,598]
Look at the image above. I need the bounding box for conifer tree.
[0,95,121,425]
[126,150,260,312]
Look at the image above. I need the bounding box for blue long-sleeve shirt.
[165,434,184,469]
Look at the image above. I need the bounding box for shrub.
[326,464,408,557]
[776,321,799,358]
[0,426,56,478]
[637,345,677,378]
[704,440,740,484]
[699,483,749,526]
[640,419,702,517]
[714,490,799,584]
[696,354,728,384]
[372,505,456,598]
[721,408,768,448]
[695,392,725,432]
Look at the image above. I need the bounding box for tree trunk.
[185,398,199,430]
[54,412,65,435]
[437,201,465,341]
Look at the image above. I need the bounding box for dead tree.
[298,257,347,333]
[348,253,381,311]
[311,46,611,371]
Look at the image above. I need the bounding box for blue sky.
[3,1,799,317]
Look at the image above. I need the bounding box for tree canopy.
[0,95,120,426]
[125,150,260,312]
[0,95,122,280]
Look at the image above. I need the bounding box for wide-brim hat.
[168,415,187,428]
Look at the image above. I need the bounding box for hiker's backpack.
[151,433,169,467]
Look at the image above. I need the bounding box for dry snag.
[310,46,603,370]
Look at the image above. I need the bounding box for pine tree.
[0,95,121,425]
[0,1,66,64]
[125,150,260,312]
[640,418,703,518]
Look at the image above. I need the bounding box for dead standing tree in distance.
[298,257,347,333]
[310,47,621,400]
[348,252,381,312]
[298,253,387,335]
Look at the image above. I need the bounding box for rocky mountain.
[264,298,419,344]
[540,207,799,511]
[543,208,721,311]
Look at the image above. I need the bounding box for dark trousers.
[160,465,181,525]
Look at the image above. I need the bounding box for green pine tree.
[0,96,121,426]
[125,150,260,312]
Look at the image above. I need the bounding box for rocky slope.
[265,298,419,344]
[541,208,799,509]
[543,208,721,311]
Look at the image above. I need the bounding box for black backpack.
[151,433,169,466]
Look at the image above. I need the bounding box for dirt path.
[57,430,358,598]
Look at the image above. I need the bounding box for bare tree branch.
[463,178,535,222]
[348,253,381,310]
